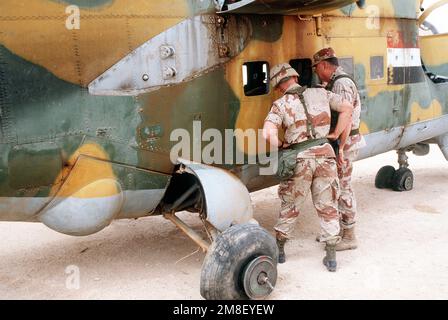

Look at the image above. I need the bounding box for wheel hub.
[404,176,413,190]
[243,256,277,299]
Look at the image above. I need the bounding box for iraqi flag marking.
[387,31,425,84]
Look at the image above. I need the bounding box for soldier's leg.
[274,159,313,263]
[312,158,340,241]
[336,149,359,251]
[338,150,358,227]
[311,158,341,272]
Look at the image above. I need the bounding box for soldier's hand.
[327,132,338,141]
[337,150,346,167]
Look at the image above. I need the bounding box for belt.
[286,138,330,153]
[350,129,360,136]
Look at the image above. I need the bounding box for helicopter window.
[339,57,354,77]
[289,59,313,87]
[370,56,384,80]
[242,61,270,96]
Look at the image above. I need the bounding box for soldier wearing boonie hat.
[263,62,355,272]
[312,47,366,252]
[312,47,337,67]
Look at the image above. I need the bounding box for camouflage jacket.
[265,83,346,158]
[329,67,366,151]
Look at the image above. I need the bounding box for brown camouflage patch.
[331,179,339,201]
[315,159,337,178]
[285,106,295,119]
[294,119,307,128]
[293,161,309,177]
[279,67,288,76]
[311,112,331,127]
[318,207,339,222]
[271,104,281,114]
[302,144,335,158]
[297,132,309,140]
[280,208,300,219]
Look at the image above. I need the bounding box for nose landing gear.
[375,149,414,192]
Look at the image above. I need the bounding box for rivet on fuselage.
[142,74,149,81]
[219,44,230,58]
[160,45,175,59]
[163,67,177,79]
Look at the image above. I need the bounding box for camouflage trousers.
[274,157,340,242]
[338,149,359,229]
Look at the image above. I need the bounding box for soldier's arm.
[328,98,353,141]
[333,81,356,104]
[263,121,282,147]
[263,102,284,148]
[336,120,351,165]
[338,122,351,149]
[329,101,352,164]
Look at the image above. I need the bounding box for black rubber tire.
[357,0,366,9]
[200,223,278,300]
[392,167,414,192]
[375,165,396,189]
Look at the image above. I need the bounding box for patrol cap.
[312,47,337,66]
[270,63,299,89]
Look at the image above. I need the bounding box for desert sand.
[1,147,447,300]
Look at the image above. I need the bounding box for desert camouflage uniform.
[329,67,366,228]
[265,82,346,242]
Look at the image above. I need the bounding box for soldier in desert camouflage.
[263,63,354,271]
[313,48,366,251]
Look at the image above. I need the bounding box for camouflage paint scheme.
[0,0,447,233]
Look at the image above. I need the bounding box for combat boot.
[323,242,337,272]
[335,227,357,251]
[277,238,287,264]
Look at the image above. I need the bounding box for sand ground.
[1,147,447,300]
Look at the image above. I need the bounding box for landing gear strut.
[375,149,414,192]
[161,161,278,300]
[165,211,278,300]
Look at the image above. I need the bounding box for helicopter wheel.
[375,165,396,189]
[200,223,278,300]
[391,168,414,192]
